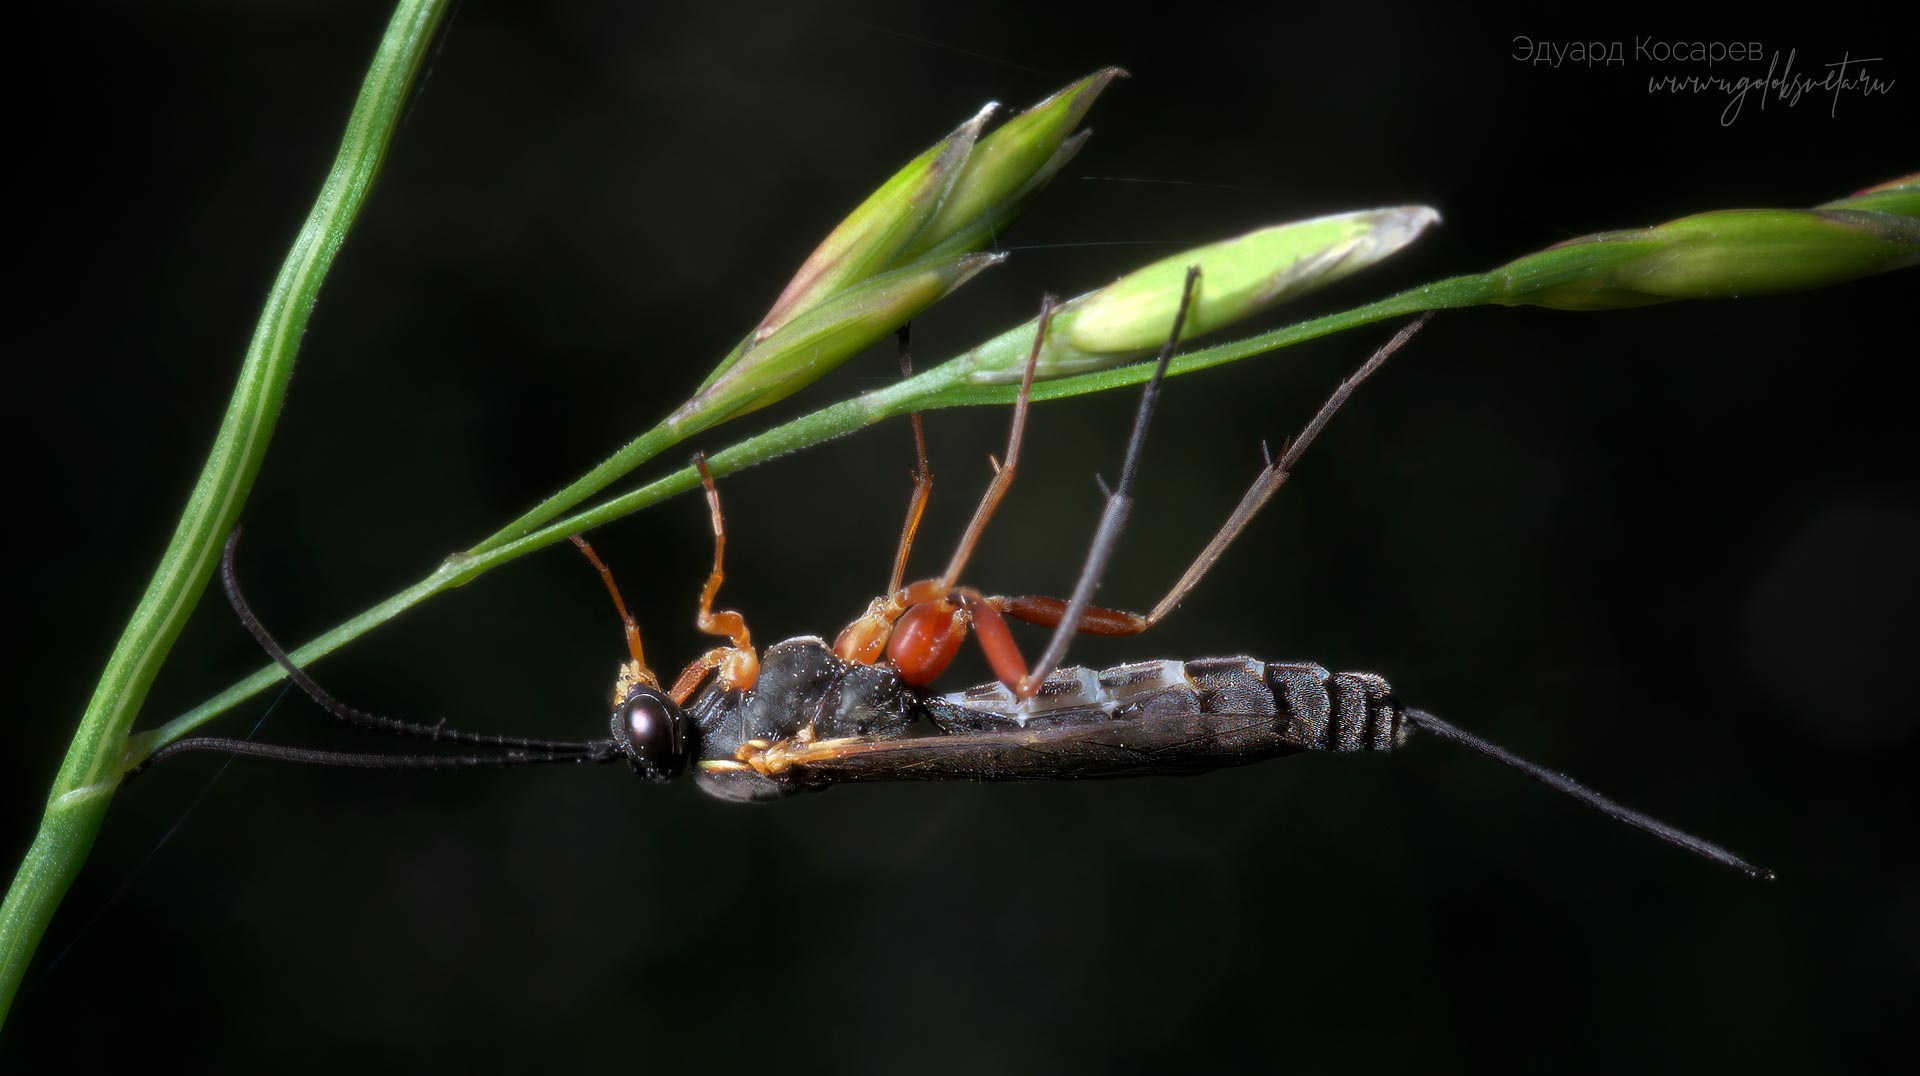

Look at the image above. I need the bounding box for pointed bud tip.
[1851,173,1919,197]
[1375,204,1444,239]
[1038,67,1126,130]
[958,100,1000,137]
[898,72,1125,266]
[1041,67,1128,105]
[755,98,1002,338]
[1056,205,1443,357]
[1077,65,1129,93]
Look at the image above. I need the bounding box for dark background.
[7,1,1915,1071]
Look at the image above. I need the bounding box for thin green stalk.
[132,272,1495,762]
[469,418,678,553]
[0,0,452,1023]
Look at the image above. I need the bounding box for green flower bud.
[960,206,1441,382]
[1817,172,1920,218]
[753,104,993,341]
[1495,206,1920,310]
[899,68,1124,264]
[670,253,1004,436]
[691,73,1121,411]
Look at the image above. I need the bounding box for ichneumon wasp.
[134,267,1773,880]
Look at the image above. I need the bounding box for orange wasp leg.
[888,326,935,596]
[834,297,1056,677]
[955,588,1029,691]
[569,535,651,670]
[937,297,1054,593]
[668,453,759,703]
[569,534,663,706]
[990,594,1149,637]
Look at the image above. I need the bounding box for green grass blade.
[0,0,453,1023]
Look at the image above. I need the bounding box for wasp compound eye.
[612,687,689,782]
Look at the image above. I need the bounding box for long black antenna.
[1404,708,1775,880]
[128,529,618,776]
[137,737,617,772]
[216,527,599,752]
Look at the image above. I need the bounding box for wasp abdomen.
[925,656,1400,753]
[1261,662,1402,753]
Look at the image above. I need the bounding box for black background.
[6,1,1916,1071]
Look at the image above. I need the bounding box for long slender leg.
[836,298,1056,668]
[1141,311,1433,626]
[937,294,1056,590]
[888,325,935,595]
[670,454,759,696]
[999,310,1432,687]
[1021,267,1201,694]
